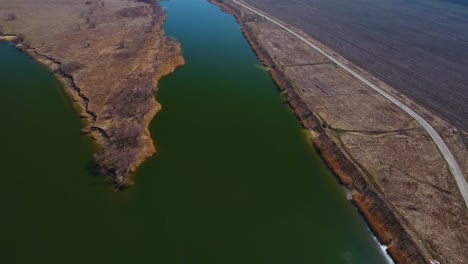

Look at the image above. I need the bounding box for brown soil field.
[0,0,184,187]
[210,0,468,263]
[244,0,468,133]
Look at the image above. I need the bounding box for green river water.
[0,0,389,263]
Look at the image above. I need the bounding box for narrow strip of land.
[231,0,468,208]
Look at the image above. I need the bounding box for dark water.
[0,0,388,263]
[441,0,468,6]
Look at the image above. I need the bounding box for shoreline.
[0,35,97,131]
[0,0,185,187]
[208,0,429,263]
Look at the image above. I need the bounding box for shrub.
[116,7,147,18]
[117,40,126,49]
[5,13,16,21]
[61,61,84,75]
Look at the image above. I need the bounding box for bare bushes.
[104,78,154,120]
[116,6,147,18]
[4,14,16,21]
[117,40,126,49]
[15,34,24,43]
[165,36,179,53]
[151,3,165,25]
[93,76,156,186]
[87,21,96,29]
[60,61,84,75]
[136,0,153,3]
[113,39,143,59]
[93,122,145,181]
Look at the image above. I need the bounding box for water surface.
[0,0,389,263]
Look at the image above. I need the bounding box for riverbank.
[209,0,468,263]
[0,35,97,134]
[0,0,184,186]
[0,2,392,260]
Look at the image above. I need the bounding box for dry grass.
[211,0,468,263]
[0,0,184,186]
[244,0,468,131]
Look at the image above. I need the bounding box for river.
[0,0,388,263]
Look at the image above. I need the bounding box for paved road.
[230,0,468,208]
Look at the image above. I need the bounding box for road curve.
[230,0,468,207]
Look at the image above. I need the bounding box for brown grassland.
[0,0,184,187]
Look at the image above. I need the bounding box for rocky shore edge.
[0,0,185,188]
[208,0,429,263]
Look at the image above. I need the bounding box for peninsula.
[0,0,184,186]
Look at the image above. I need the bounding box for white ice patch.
[371,234,395,264]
